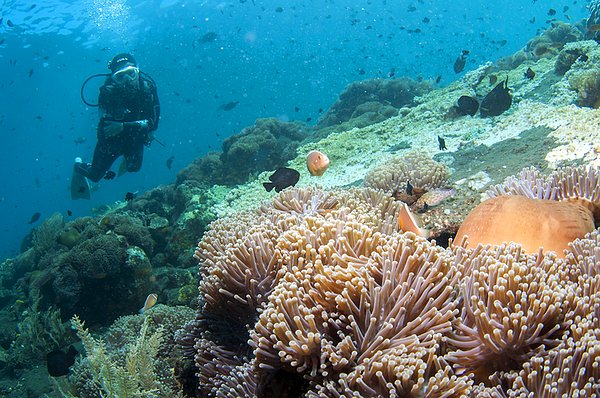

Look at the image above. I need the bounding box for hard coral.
[317,77,431,128]
[220,118,311,185]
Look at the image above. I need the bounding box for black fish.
[480,77,512,117]
[453,50,469,74]
[28,212,41,224]
[47,346,78,377]
[166,155,175,170]
[456,95,479,116]
[200,32,218,43]
[104,170,116,180]
[67,210,72,216]
[524,67,535,80]
[125,192,135,201]
[548,8,556,16]
[438,136,447,151]
[28,68,34,77]
[263,167,300,193]
[6,19,14,28]
[218,101,239,111]
[406,180,414,196]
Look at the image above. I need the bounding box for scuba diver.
[72,53,160,199]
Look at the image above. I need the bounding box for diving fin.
[71,168,91,200]
[118,158,128,176]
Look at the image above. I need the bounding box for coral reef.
[179,168,600,397]
[317,77,432,128]
[177,118,311,187]
[53,305,194,398]
[220,118,312,185]
[498,21,582,69]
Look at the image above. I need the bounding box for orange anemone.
[453,195,595,258]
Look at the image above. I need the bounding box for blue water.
[0,0,587,260]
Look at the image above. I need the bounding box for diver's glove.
[103,120,124,137]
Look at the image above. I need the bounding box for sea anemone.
[364,150,451,206]
[455,166,600,257]
[446,243,568,380]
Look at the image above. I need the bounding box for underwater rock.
[317,77,431,128]
[555,47,588,75]
[220,118,311,185]
[497,21,582,69]
[480,78,512,117]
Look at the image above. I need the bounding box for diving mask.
[112,65,139,84]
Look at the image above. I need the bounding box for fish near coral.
[398,202,430,238]
[139,293,158,313]
[454,195,595,258]
[480,77,512,117]
[306,150,330,176]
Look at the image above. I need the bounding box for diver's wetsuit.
[77,75,160,182]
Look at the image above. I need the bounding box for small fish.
[456,95,479,116]
[263,167,300,192]
[218,101,239,111]
[67,210,72,216]
[489,75,498,85]
[422,17,430,24]
[588,24,600,33]
[414,188,456,211]
[437,136,447,150]
[547,8,556,16]
[406,180,414,196]
[46,346,78,377]
[166,155,175,170]
[453,50,469,74]
[139,293,158,313]
[199,32,218,43]
[306,150,330,176]
[29,212,41,224]
[480,77,512,117]
[275,6,283,12]
[524,67,535,80]
[398,203,429,238]
[28,68,34,77]
[125,192,135,201]
[6,19,14,28]
[579,54,589,62]
[73,136,87,145]
[103,170,116,180]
